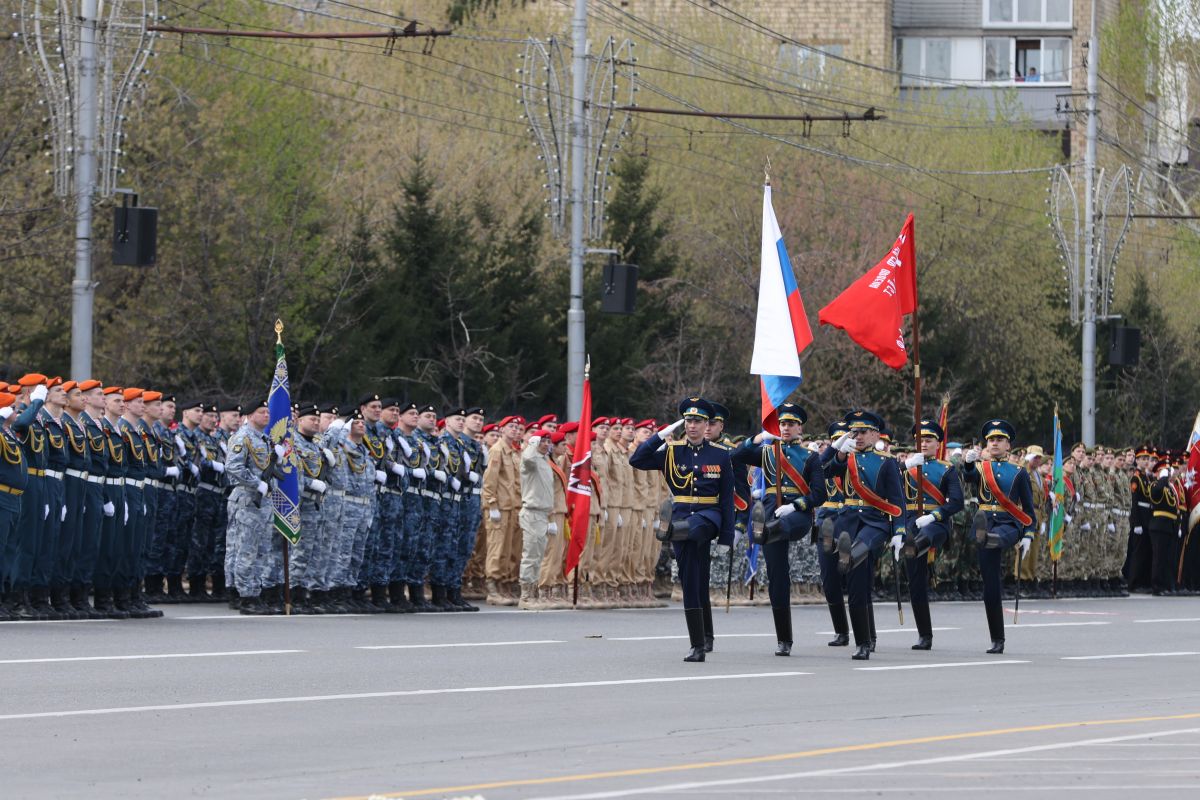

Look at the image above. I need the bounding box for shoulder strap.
[981,461,1033,526]
[846,453,902,516]
[908,466,947,507]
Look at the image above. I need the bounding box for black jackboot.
[985,602,1005,654]
[409,583,433,612]
[450,586,478,612]
[701,604,715,652]
[683,608,706,662]
[827,603,850,646]
[849,604,872,661]
[772,606,793,656]
[143,574,167,603]
[387,581,414,613]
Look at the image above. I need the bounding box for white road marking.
[1133,618,1200,624]
[0,649,304,665]
[608,634,773,641]
[855,660,1030,672]
[357,640,564,650]
[177,614,368,620]
[525,726,1200,799]
[1008,621,1110,628]
[0,619,118,625]
[0,672,810,721]
[1061,651,1200,661]
[816,627,959,635]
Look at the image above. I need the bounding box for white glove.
[165,466,180,478]
[309,478,327,494]
[1081,522,1091,531]
[30,384,48,403]
[1158,468,1169,479]
[327,419,346,432]
[219,441,228,455]
[420,441,431,458]
[439,442,451,459]
[529,436,541,447]
[890,534,904,561]
[1019,537,1032,558]
[374,470,387,484]
[1065,514,1073,524]
[60,505,67,522]
[603,510,609,523]
[642,518,648,528]
[547,521,558,534]
[0,407,12,421]
[468,470,480,484]
[210,461,225,474]
[385,437,395,453]
[102,501,115,517]
[905,453,925,468]
[451,477,462,491]
[964,449,981,463]
[837,434,858,454]
[831,432,853,452]
[751,487,763,500]
[1133,526,1143,535]
[43,504,49,520]
[758,431,778,443]
[1106,523,1116,532]
[433,469,447,483]
[653,519,660,530]
[256,481,269,496]
[488,508,501,522]
[390,463,406,478]
[322,448,336,466]
[463,451,473,470]
[409,467,425,480]
[658,419,685,440]
[774,503,796,519]
[915,513,935,529]
[274,444,287,460]
[189,463,200,477]
[123,502,129,524]
[143,504,147,515]
[175,434,187,457]
[874,440,886,452]
[616,513,624,528]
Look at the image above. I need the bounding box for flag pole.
[901,295,921,628]
[276,320,292,618]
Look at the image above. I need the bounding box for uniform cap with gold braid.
[776,402,808,425]
[122,387,144,402]
[708,402,730,423]
[827,420,849,438]
[1135,444,1155,459]
[678,397,713,420]
[912,418,944,441]
[843,409,884,431]
[980,419,1016,441]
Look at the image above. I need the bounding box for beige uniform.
[482,439,522,588]
[538,454,571,592]
[518,440,555,586]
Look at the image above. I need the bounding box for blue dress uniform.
[817,421,851,646]
[899,419,964,650]
[57,401,93,618]
[75,404,108,616]
[10,390,49,620]
[97,408,130,617]
[827,410,907,660]
[0,392,38,620]
[961,419,1036,653]
[737,403,826,656]
[37,403,71,618]
[118,412,159,618]
[1146,455,1182,596]
[187,405,227,601]
[630,398,734,663]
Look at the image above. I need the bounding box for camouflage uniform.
[223,423,274,599]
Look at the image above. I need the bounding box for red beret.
[592,416,610,427]
[635,418,657,429]
[551,431,566,444]
[482,423,497,434]
[620,417,634,426]
[558,421,579,434]
[537,414,559,426]
[18,373,48,387]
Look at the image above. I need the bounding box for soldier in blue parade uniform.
[0,385,45,620]
[826,410,906,661]
[817,420,852,646]
[630,397,734,663]
[893,419,964,651]
[961,419,1035,653]
[738,402,826,656]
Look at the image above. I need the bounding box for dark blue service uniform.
[901,456,964,646]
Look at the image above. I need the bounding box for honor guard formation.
[1,375,1197,663]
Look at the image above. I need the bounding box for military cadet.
[69,380,107,618]
[961,420,1036,653]
[606,415,637,607]
[223,400,277,614]
[816,421,851,646]
[517,426,556,609]
[436,407,481,611]
[893,419,964,650]
[313,403,352,613]
[38,379,75,619]
[825,411,905,660]
[96,386,135,617]
[328,408,378,612]
[188,403,227,602]
[449,407,485,611]
[7,376,53,620]
[0,384,46,620]
[412,404,450,610]
[482,415,523,606]
[631,398,734,662]
[1147,453,1181,595]
[168,400,204,600]
[739,402,827,656]
[536,430,571,609]
[389,402,429,611]
[289,403,329,613]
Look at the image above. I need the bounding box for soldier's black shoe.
[209,577,228,603]
[683,607,706,662]
[239,595,270,615]
[164,575,189,604]
[408,584,434,612]
[775,641,792,657]
[986,640,1005,654]
[870,638,877,653]
[852,644,871,660]
[144,574,168,603]
[703,636,715,653]
[186,576,209,603]
[75,585,105,619]
[33,587,63,620]
[912,636,933,651]
[387,582,414,613]
[430,585,455,612]
[683,647,706,663]
[370,585,392,612]
[450,588,478,612]
[51,587,81,620]
[14,590,46,621]
[828,633,850,647]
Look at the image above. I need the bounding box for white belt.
[105,477,124,486]
[197,482,222,493]
[330,488,346,497]
[145,479,162,490]
[345,495,371,505]
[405,487,420,496]
[381,487,402,496]
[65,469,89,480]
[86,475,105,485]
[45,469,65,480]
[125,479,144,490]
[1137,501,1151,508]
[470,488,481,495]
[421,490,438,499]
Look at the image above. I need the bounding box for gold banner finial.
[584,354,591,380]
[274,318,284,344]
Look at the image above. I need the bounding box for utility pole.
[567,0,588,419]
[1080,0,1099,446]
[71,0,101,380]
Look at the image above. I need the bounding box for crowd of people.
[1,374,1195,659]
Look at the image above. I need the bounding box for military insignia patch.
[702,464,722,477]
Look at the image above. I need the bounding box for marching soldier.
[188,403,227,602]
[961,419,1035,653]
[826,410,906,661]
[1147,453,1181,596]
[817,421,851,646]
[630,398,734,663]
[738,402,826,656]
[894,419,964,650]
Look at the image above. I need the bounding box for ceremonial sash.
[907,467,947,507]
[981,461,1033,527]
[846,453,902,517]
[772,441,813,497]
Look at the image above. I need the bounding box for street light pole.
[566,0,588,419]
[71,0,101,380]
[1080,0,1099,446]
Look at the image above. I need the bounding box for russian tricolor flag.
[750,183,813,435]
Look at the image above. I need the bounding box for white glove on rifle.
[102,501,115,518]
[905,453,925,468]
[210,461,225,474]
[274,444,287,460]
[547,522,558,534]
[915,513,935,529]
[309,478,327,494]
[890,534,904,561]
[411,467,427,480]
[123,502,129,524]
[385,437,394,454]
[774,503,796,519]
[374,470,387,484]
[463,451,472,470]
[256,481,269,497]
[658,419,685,440]
[165,466,180,478]
[397,436,412,458]
[1019,537,1032,558]
[488,508,501,522]
[390,463,406,478]
[175,434,188,457]
[30,384,48,403]
[964,449,981,463]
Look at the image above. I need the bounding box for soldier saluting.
[961,419,1035,654]
[630,398,734,663]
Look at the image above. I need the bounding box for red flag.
[1185,441,1200,535]
[563,377,594,578]
[818,214,917,370]
[936,395,949,461]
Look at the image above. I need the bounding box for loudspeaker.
[600,262,638,314]
[1109,326,1141,366]
[112,205,157,266]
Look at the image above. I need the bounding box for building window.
[984,37,1070,83]
[778,42,845,86]
[985,0,1071,26]
[897,38,984,85]
[985,38,1013,81]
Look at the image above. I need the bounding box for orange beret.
[142,390,162,403]
[122,387,144,402]
[47,376,63,388]
[77,380,102,392]
[102,386,123,396]
[18,373,48,387]
[0,392,16,408]
[61,380,77,393]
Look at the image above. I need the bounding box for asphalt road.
[3,594,1200,799]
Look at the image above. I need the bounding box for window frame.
[983,0,1072,28]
